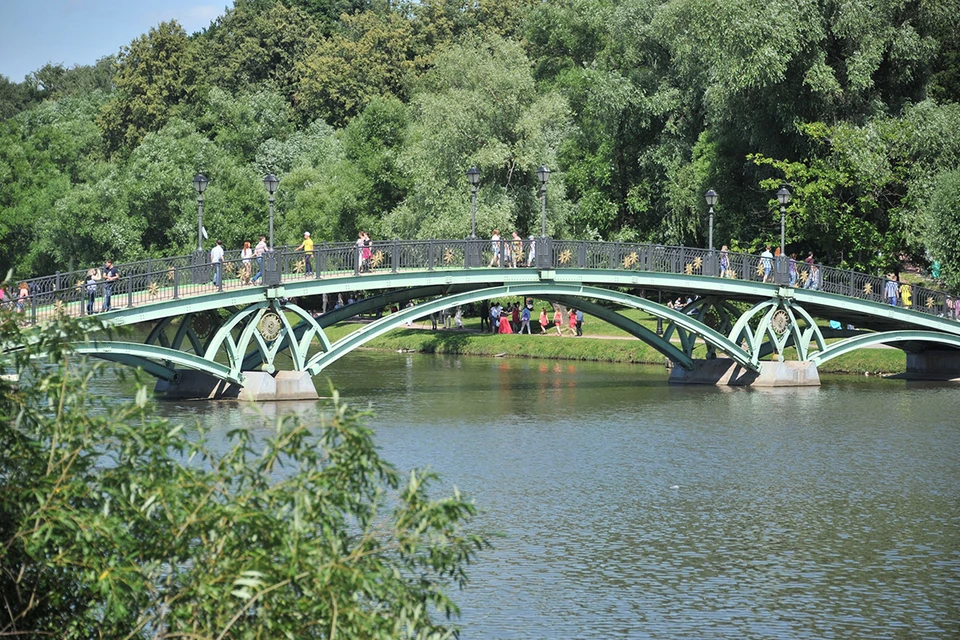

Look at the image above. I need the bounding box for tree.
[923,168,960,291]
[199,87,296,161]
[0,75,40,119]
[25,58,116,100]
[0,313,488,638]
[383,33,573,239]
[295,10,415,127]
[197,0,318,100]
[99,21,201,154]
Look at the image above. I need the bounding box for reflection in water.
[92,352,959,639]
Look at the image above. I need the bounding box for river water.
[113,352,959,639]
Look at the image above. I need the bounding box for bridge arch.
[72,342,244,385]
[810,330,960,365]
[304,283,755,375]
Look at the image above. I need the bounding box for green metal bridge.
[11,238,960,398]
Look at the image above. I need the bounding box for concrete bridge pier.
[903,350,960,381]
[155,370,320,402]
[668,358,821,387]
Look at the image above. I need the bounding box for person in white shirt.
[210,239,225,286]
[489,230,501,267]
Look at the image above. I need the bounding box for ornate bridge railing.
[7,238,955,325]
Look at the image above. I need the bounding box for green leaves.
[0,316,489,638]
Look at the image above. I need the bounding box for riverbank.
[325,321,908,376]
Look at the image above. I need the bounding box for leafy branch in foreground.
[0,312,489,638]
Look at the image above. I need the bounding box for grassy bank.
[325,320,907,376]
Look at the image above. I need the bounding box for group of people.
[212,235,269,286]
[489,230,536,268]
[719,245,822,290]
[884,275,914,308]
[83,260,121,313]
[1,280,40,316]
[483,300,583,336]
[356,232,373,272]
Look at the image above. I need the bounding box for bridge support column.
[903,350,960,381]
[669,359,820,387]
[155,370,319,402]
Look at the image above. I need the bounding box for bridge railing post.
[392,239,399,274]
[173,266,179,299]
[30,292,36,325]
[314,247,321,279]
[428,239,435,271]
[127,272,134,308]
[465,237,479,268]
[578,241,586,268]
[263,251,281,286]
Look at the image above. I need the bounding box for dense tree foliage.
[0,0,957,287]
[0,314,487,637]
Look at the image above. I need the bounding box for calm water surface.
[112,352,960,639]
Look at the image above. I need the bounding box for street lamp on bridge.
[777,186,791,259]
[193,174,208,252]
[264,173,279,250]
[704,188,718,252]
[466,165,480,238]
[537,165,550,238]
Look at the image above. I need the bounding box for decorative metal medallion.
[623,252,639,268]
[293,259,305,275]
[167,267,176,281]
[559,249,573,265]
[443,248,456,264]
[75,279,85,292]
[755,262,765,276]
[684,263,694,275]
[54,300,66,317]
[148,281,159,298]
[191,311,217,339]
[927,296,935,309]
[371,251,385,269]
[863,282,872,296]
[771,309,790,336]
[693,256,703,270]
[258,312,283,341]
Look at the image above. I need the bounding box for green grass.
[323,318,907,375]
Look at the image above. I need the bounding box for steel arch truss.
[662,296,747,360]
[304,284,755,375]
[73,342,243,385]
[728,299,827,365]
[810,330,960,366]
[83,300,333,383]
[202,299,330,378]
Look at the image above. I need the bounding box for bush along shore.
[327,321,908,377]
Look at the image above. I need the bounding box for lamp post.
[777,186,791,285]
[466,166,480,238]
[193,174,207,252]
[777,186,791,259]
[537,165,550,238]
[263,173,279,250]
[704,189,718,251]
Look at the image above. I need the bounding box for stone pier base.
[669,359,821,387]
[900,350,960,381]
[155,370,319,402]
